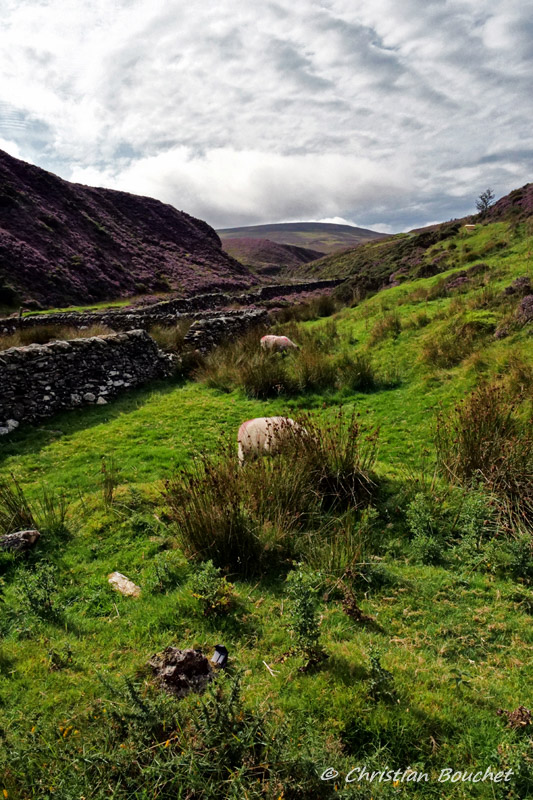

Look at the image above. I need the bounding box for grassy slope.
[1,219,532,798]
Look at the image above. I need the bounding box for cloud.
[0,0,532,231]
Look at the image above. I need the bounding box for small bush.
[15,562,63,621]
[285,564,326,665]
[368,648,397,703]
[189,560,237,616]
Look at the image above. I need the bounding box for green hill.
[218,220,387,254]
[1,200,532,798]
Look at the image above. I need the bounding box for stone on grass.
[0,529,41,552]
[108,571,141,597]
[148,647,213,697]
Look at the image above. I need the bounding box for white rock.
[6,419,19,432]
[83,392,96,402]
[97,396,107,405]
[108,572,141,597]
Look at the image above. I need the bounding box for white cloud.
[0,0,532,231]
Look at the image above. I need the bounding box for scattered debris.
[108,571,141,597]
[0,529,40,552]
[262,660,279,677]
[497,706,531,730]
[149,647,213,697]
[211,644,228,668]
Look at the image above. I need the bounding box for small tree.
[476,188,495,215]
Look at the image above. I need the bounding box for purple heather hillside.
[222,237,325,274]
[0,149,256,309]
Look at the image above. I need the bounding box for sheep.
[237,416,305,463]
[260,334,299,352]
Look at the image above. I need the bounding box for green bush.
[189,559,237,616]
[285,564,326,665]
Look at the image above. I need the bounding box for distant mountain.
[217,221,387,254]
[221,237,325,275]
[0,149,255,310]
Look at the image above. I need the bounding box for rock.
[83,392,96,402]
[148,647,214,697]
[96,396,107,405]
[6,419,19,432]
[517,294,533,324]
[108,571,141,597]
[0,529,41,552]
[0,427,9,436]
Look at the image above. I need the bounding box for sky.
[0,0,532,233]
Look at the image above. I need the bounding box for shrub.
[436,384,533,531]
[285,564,326,666]
[15,562,63,621]
[189,560,237,616]
[144,550,186,594]
[368,648,397,703]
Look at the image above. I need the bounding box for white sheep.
[260,334,299,352]
[237,416,305,463]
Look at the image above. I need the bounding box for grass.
[0,217,532,798]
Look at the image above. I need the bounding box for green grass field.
[0,218,531,799]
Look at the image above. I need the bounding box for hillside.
[217,221,386,254]
[0,149,255,310]
[220,236,324,275]
[295,184,533,301]
[1,202,532,798]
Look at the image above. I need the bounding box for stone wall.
[0,330,172,434]
[184,309,269,353]
[0,280,343,335]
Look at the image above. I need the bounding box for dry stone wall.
[0,280,343,335]
[0,329,171,434]
[184,309,269,352]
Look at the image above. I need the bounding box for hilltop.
[217,220,386,254]
[0,149,254,310]
[220,237,324,275]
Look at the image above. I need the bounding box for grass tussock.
[147,319,191,353]
[0,323,113,350]
[436,383,533,531]
[369,311,402,344]
[164,410,378,574]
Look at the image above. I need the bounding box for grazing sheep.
[237,416,304,463]
[260,334,299,352]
